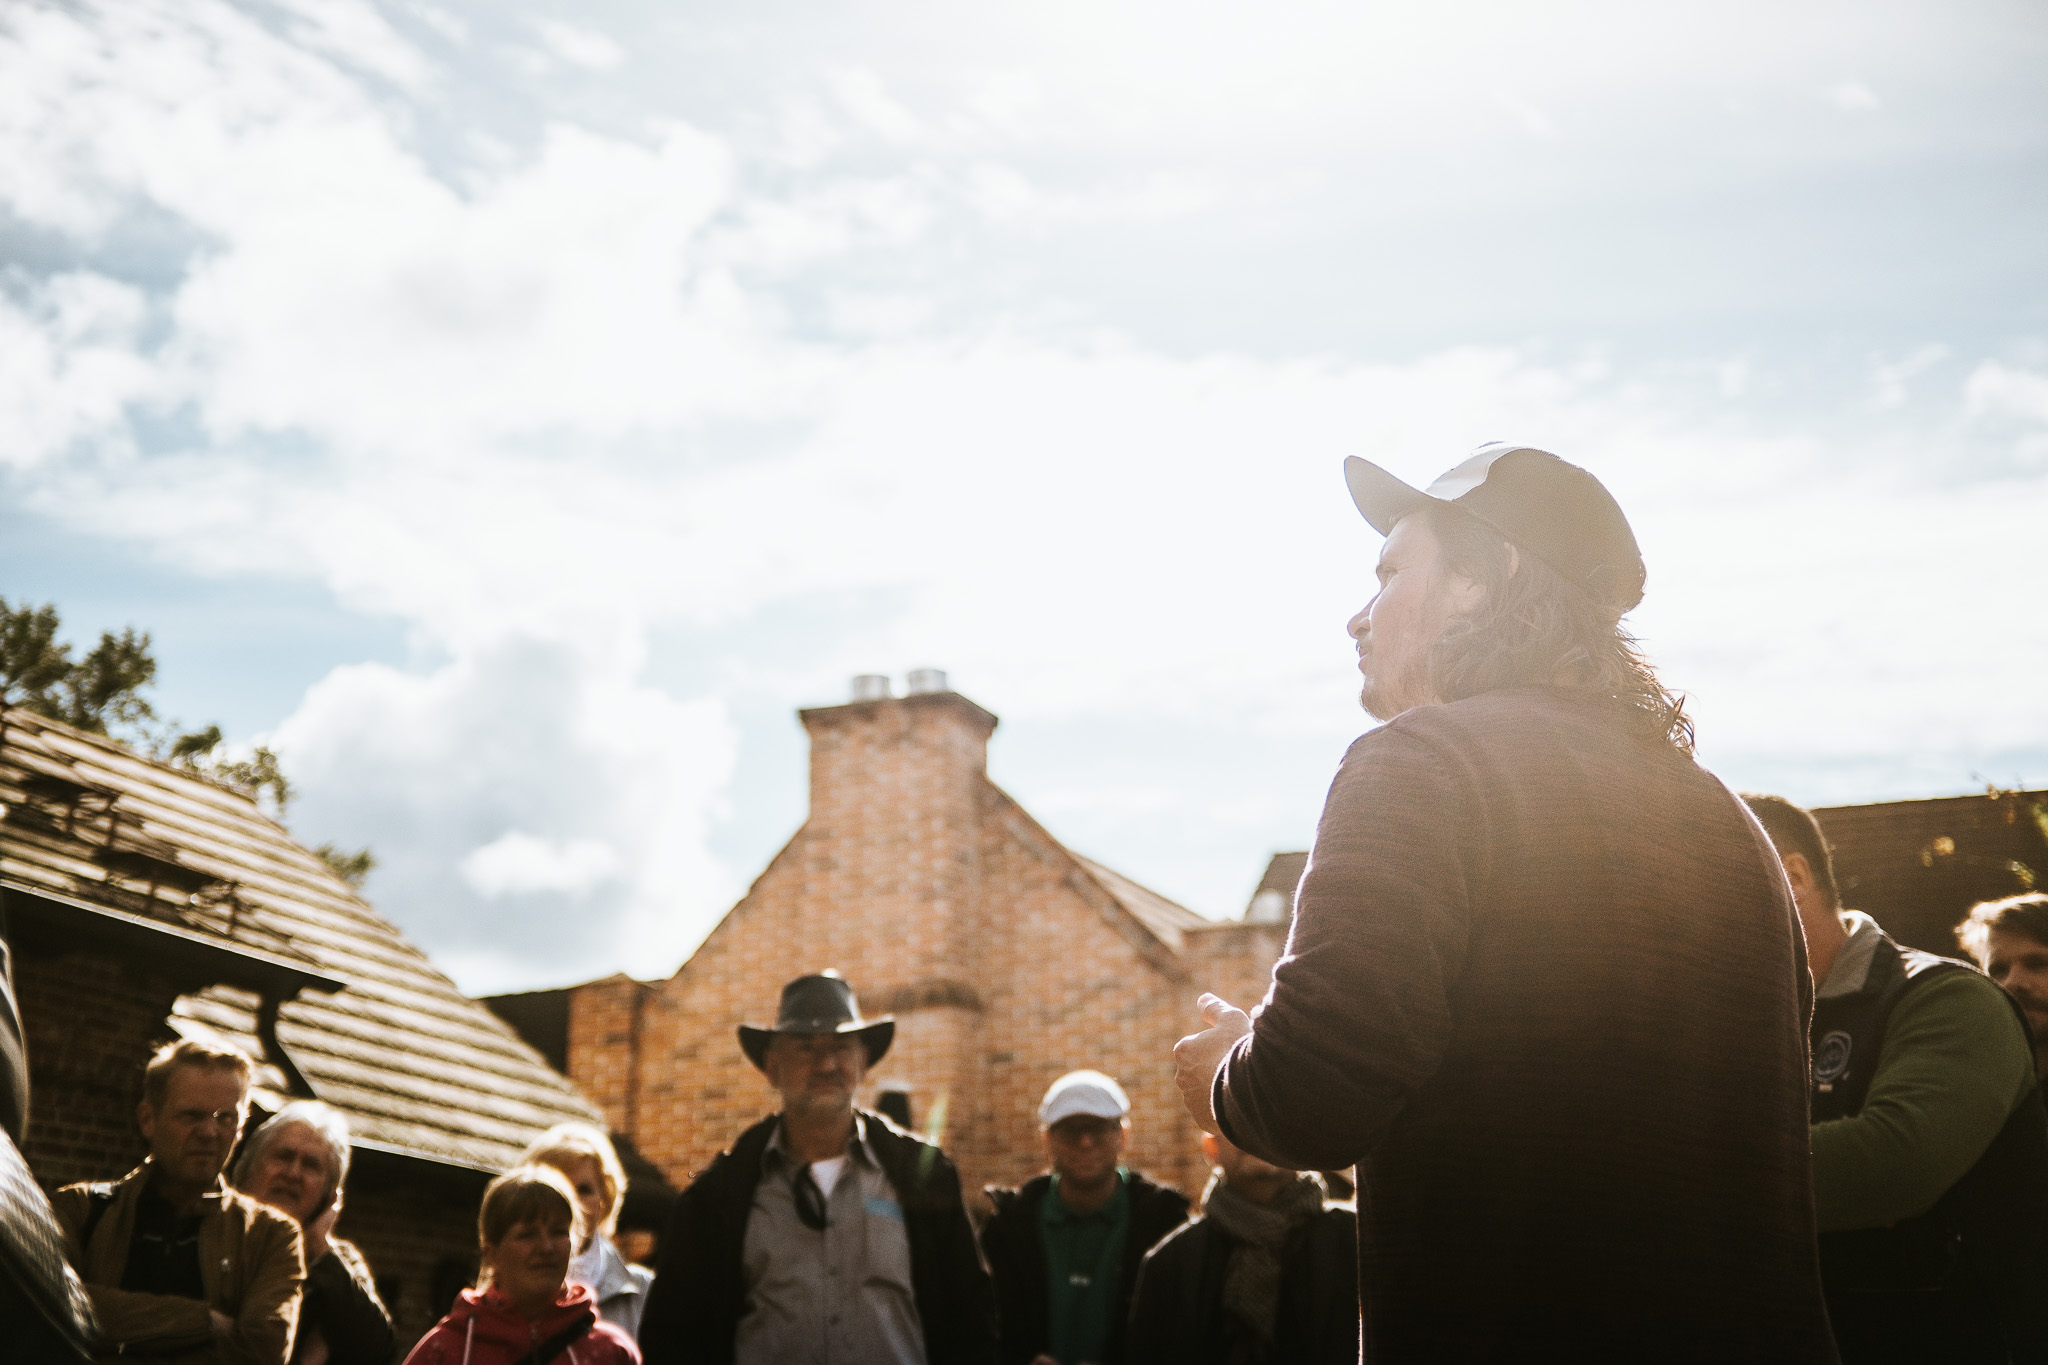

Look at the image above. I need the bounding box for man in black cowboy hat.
[638,971,996,1365]
[1172,445,1835,1360]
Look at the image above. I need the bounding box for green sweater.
[1811,914,2037,1230]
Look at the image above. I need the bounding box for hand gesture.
[1172,993,1253,1134]
[304,1190,342,1265]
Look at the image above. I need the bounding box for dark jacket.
[636,1110,996,1365]
[1125,1203,1358,1365]
[979,1171,1190,1365]
[1810,928,2048,1363]
[301,1239,394,1365]
[1215,686,1835,1362]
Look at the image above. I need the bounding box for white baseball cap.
[1039,1070,1130,1127]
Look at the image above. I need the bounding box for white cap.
[1039,1070,1130,1127]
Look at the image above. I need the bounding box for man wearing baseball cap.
[979,1071,1190,1365]
[1173,445,1835,1359]
[638,971,997,1364]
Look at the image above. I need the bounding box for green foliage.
[170,726,292,813]
[213,745,292,813]
[0,599,71,711]
[315,843,376,889]
[62,627,157,734]
[6,596,375,888]
[0,598,158,737]
[169,725,224,763]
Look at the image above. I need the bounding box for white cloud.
[532,19,624,72]
[272,628,740,989]
[0,273,161,468]
[1825,80,1883,112]
[1494,90,1558,138]
[1870,343,1951,409]
[1966,361,2048,425]
[1,0,2043,982]
[461,831,621,898]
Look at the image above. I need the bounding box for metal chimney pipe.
[850,674,892,701]
[905,668,948,696]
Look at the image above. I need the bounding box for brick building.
[1809,788,2047,956]
[0,706,606,1350]
[546,674,1290,1206]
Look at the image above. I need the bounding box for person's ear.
[1781,851,1816,900]
[1199,1133,1222,1166]
[136,1100,156,1145]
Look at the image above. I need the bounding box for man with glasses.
[53,1039,305,1362]
[980,1072,1190,1365]
[637,971,996,1364]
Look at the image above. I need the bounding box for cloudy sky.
[3,0,2044,994]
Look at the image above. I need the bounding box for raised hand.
[1172,992,1252,1134]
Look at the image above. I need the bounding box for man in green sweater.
[1745,795,2048,1363]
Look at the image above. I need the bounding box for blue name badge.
[865,1196,905,1222]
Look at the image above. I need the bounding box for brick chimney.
[796,673,998,988]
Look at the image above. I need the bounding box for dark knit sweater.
[1215,686,1834,1362]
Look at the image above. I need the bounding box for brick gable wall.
[571,689,1280,1209]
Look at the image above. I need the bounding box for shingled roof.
[0,708,600,1171]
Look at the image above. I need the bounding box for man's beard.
[1360,637,1439,722]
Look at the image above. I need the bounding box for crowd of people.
[6,440,2048,1363]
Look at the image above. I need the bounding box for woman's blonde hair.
[476,1164,585,1285]
[517,1122,627,1240]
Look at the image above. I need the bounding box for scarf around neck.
[1200,1170,1326,1343]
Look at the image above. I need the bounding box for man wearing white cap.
[1172,445,1835,1360]
[980,1071,1190,1365]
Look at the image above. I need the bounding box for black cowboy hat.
[738,970,894,1071]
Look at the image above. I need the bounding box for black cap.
[1343,443,1646,614]
[738,970,894,1070]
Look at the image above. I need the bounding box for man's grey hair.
[234,1100,353,1210]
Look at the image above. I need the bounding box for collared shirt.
[736,1114,926,1365]
[122,1181,206,1298]
[1817,910,1887,1000]
[1039,1169,1129,1365]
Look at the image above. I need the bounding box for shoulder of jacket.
[983,1172,1050,1217]
[590,1320,640,1358]
[1127,1170,1191,1212]
[51,1175,124,1224]
[687,1114,779,1190]
[1139,1214,1207,1263]
[1896,944,1982,982]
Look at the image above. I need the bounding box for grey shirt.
[735,1114,927,1365]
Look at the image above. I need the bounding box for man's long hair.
[1420,504,1694,755]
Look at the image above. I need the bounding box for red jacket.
[403,1285,639,1365]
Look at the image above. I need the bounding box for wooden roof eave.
[0,878,345,1000]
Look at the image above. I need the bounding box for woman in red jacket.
[405,1164,641,1365]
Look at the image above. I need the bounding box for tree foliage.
[315,843,376,888]
[0,598,157,736]
[3,596,368,880]
[170,727,294,813]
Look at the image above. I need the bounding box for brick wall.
[572,689,1283,1211]
[567,974,649,1135]
[337,1150,489,1354]
[13,949,180,1185]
